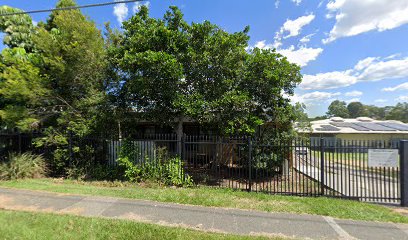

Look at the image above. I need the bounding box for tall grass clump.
[0,152,46,180]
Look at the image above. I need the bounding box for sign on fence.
[368,149,398,168]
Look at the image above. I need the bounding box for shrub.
[0,152,46,180]
[117,140,193,187]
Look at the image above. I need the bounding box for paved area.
[294,155,399,203]
[0,187,407,239]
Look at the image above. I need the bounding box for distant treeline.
[312,100,408,123]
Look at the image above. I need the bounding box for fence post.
[248,137,252,192]
[320,138,325,196]
[18,132,22,153]
[400,140,408,207]
[68,130,73,167]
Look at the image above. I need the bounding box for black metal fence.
[0,133,405,203]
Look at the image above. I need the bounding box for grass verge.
[0,178,406,224]
[0,209,277,240]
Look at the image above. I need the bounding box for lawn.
[0,178,407,224]
[0,209,277,240]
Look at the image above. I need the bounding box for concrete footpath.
[0,188,407,240]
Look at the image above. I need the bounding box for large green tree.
[0,0,107,135]
[33,3,107,135]
[326,100,349,118]
[0,0,108,174]
[386,103,408,123]
[110,6,302,138]
[364,105,386,119]
[347,101,366,118]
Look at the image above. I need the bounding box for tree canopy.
[110,6,302,135]
[326,100,349,118]
[0,6,35,51]
[0,0,107,136]
[0,2,304,139]
[318,100,408,123]
[347,102,365,118]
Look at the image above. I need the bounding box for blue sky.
[1,0,408,117]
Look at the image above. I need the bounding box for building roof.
[297,117,408,134]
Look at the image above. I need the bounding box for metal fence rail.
[0,133,404,203]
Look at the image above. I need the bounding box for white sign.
[368,149,399,168]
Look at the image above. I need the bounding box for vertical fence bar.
[320,138,325,196]
[68,131,73,167]
[18,132,22,153]
[248,137,252,192]
[400,140,408,206]
[181,134,185,181]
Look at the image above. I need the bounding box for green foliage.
[0,1,109,178]
[0,152,46,180]
[33,128,69,175]
[110,6,302,135]
[293,102,311,134]
[117,140,193,186]
[0,0,107,136]
[386,103,408,123]
[0,6,35,51]
[32,4,107,134]
[347,102,365,118]
[0,48,48,131]
[323,100,408,122]
[326,100,349,118]
[252,151,284,173]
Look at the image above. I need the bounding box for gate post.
[400,140,408,207]
[320,138,325,196]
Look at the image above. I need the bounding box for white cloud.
[375,99,388,103]
[396,96,408,102]
[385,53,401,60]
[346,98,360,103]
[301,55,408,90]
[345,90,363,97]
[281,14,315,38]
[300,71,357,90]
[275,0,280,8]
[277,46,323,67]
[382,82,408,92]
[253,41,323,67]
[354,57,377,71]
[290,91,341,105]
[357,57,408,82]
[268,14,315,52]
[113,2,128,23]
[292,0,302,6]
[323,0,408,43]
[251,14,320,68]
[299,33,315,44]
[133,1,150,14]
